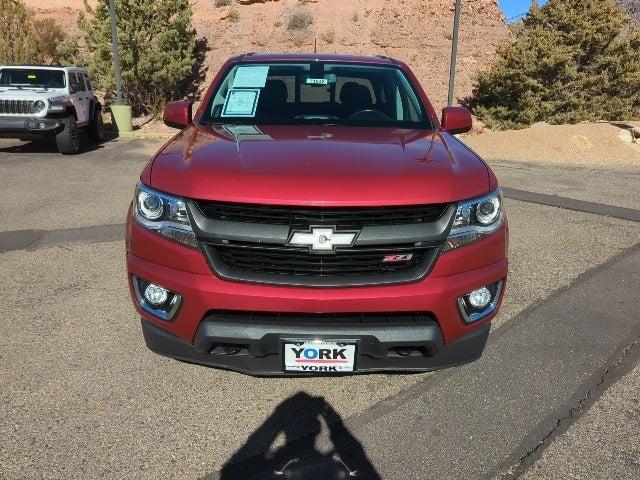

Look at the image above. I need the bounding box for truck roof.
[0,65,88,73]
[235,52,401,66]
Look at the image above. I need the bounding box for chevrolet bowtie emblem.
[287,226,359,253]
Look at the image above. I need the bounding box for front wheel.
[87,108,105,142]
[55,116,80,154]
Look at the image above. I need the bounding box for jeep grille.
[0,99,38,115]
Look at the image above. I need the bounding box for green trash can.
[110,104,133,137]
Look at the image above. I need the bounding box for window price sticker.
[221,88,261,117]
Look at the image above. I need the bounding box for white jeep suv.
[0,65,104,154]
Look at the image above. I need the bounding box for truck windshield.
[0,69,66,89]
[201,62,431,128]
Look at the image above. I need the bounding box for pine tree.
[0,0,78,66]
[468,0,640,129]
[78,0,199,115]
[0,0,39,64]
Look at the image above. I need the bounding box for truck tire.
[55,116,80,154]
[87,107,105,142]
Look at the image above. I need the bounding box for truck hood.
[0,88,63,99]
[148,124,491,206]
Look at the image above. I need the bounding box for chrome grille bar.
[0,99,37,115]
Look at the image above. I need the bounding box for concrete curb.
[105,131,175,140]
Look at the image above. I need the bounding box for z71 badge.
[383,254,414,263]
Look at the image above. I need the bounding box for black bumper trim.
[0,116,61,135]
[141,317,490,376]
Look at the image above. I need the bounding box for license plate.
[283,340,357,373]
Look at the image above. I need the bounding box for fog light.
[144,283,168,306]
[468,287,491,309]
[133,277,182,321]
[39,122,46,129]
[458,280,504,323]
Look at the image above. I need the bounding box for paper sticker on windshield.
[306,78,328,85]
[27,74,37,79]
[232,66,269,88]
[305,74,336,86]
[221,88,260,117]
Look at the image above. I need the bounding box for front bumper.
[142,315,491,376]
[0,116,61,136]
[127,212,508,374]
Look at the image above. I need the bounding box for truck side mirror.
[163,100,193,129]
[441,107,472,134]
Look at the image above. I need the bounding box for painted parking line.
[0,223,124,253]
[502,187,640,222]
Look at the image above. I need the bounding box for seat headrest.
[261,80,288,106]
[340,82,373,113]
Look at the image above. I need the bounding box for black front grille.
[204,242,437,285]
[0,99,37,115]
[196,200,448,228]
[191,199,453,286]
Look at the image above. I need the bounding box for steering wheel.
[347,109,393,121]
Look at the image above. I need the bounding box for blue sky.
[499,0,549,21]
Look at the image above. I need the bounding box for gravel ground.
[0,138,158,231]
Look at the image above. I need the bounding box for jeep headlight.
[134,182,197,248]
[47,97,68,112]
[444,189,503,251]
[33,100,46,112]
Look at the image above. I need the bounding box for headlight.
[33,100,45,112]
[444,189,503,251]
[47,97,68,112]
[134,182,197,248]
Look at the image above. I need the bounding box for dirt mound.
[23,0,508,112]
[465,122,640,168]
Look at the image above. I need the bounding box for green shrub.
[467,0,640,129]
[0,0,78,65]
[287,6,313,30]
[228,6,240,23]
[32,18,79,65]
[0,0,37,64]
[215,0,233,6]
[78,0,199,116]
[320,29,336,44]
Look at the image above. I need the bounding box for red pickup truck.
[126,53,508,376]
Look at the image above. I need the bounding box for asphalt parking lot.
[1,136,639,479]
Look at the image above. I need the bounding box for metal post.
[109,0,123,104]
[447,0,462,107]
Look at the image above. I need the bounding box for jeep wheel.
[55,116,80,154]
[87,108,105,142]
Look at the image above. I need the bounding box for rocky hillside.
[24,0,508,111]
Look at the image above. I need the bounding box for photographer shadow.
[218,391,381,480]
